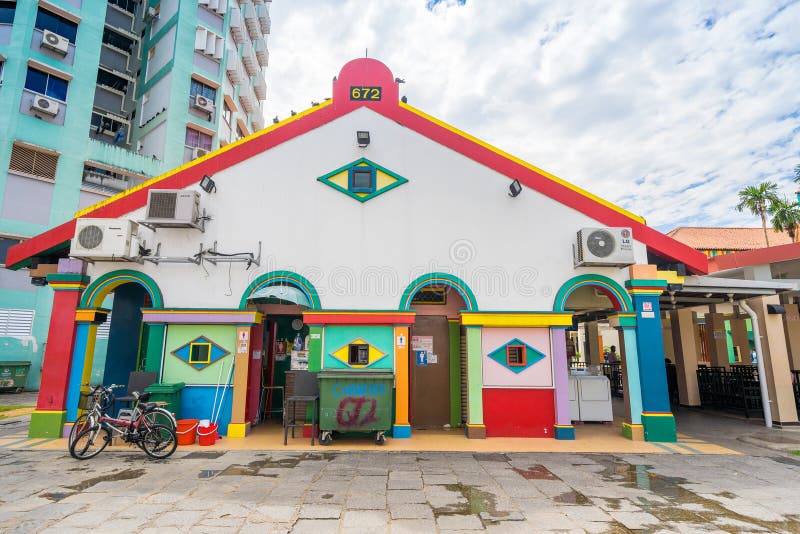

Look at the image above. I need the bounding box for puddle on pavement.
[472,453,509,463]
[594,457,800,532]
[41,492,71,502]
[553,490,589,504]
[433,483,510,522]
[65,468,146,491]
[183,451,227,460]
[513,465,560,480]
[199,452,338,479]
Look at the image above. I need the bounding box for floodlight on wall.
[767,304,786,315]
[357,131,370,148]
[508,179,522,197]
[200,175,216,193]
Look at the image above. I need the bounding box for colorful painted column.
[551,327,575,440]
[464,326,485,438]
[64,309,108,423]
[229,325,253,437]
[393,325,411,438]
[29,272,90,438]
[626,278,676,442]
[609,313,644,440]
[141,323,166,374]
[448,320,462,429]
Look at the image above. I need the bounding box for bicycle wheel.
[69,425,110,460]
[68,413,94,448]
[143,408,176,430]
[141,424,177,459]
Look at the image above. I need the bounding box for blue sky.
[263,1,800,231]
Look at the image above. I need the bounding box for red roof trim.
[708,241,800,272]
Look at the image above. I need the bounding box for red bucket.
[176,419,199,446]
[197,423,218,446]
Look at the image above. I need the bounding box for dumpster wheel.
[319,431,332,446]
[375,432,386,446]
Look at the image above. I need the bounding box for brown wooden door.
[411,315,450,428]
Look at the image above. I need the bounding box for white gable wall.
[87,107,647,310]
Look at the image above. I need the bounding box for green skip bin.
[317,371,394,445]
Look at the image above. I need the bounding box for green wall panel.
[163,324,235,384]
[323,326,394,370]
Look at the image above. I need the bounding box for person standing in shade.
[607,345,618,363]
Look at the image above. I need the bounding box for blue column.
[626,280,676,442]
[65,322,92,422]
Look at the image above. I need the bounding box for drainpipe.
[738,299,772,428]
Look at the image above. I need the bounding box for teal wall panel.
[323,326,394,370]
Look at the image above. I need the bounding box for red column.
[245,322,264,423]
[29,273,89,438]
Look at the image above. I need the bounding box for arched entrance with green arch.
[552,274,632,313]
[399,272,478,311]
[66,270,165,423]
[240,270,321,309]
[80,269,164,309]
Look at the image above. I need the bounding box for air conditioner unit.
[41,30,69,55]
[143,6,158,23]
[192,94,216,114]
[71,219,139,260]
[144,189,201,228]
[574,227,635,267]
[192,146,209,159]
[30,96,60,116]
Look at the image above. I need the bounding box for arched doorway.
[66,270,163,421]
[401,273,477,430]
[240,271,320,426]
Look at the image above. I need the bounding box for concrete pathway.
[1,449,799,533]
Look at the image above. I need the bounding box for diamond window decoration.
[317,157,408,203]
[487,338,545,374]
[171,336,230,370]
[330,338,388,368]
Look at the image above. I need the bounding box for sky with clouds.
[262,1,800,232]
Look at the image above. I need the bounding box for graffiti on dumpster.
[336,397,378,427]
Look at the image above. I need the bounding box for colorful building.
[9,58,718,443]
[0,0,271,388]
[667,227,793,258]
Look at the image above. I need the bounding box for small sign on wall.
[412,336,433,352]
[428,353,438,364]
[415,350,428,366]
[397,334,407,348]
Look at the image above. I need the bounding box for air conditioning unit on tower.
[41,30,69,55]
[71,219,139,260]
[144,189,201,229]
[30,96,60,116]
[573,227,635,267]
[192,94,216,114]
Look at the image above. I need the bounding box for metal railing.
[696,365,762,418]
[602,362,623,397]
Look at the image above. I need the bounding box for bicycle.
[69,390,177,460]
[69,384,177,448]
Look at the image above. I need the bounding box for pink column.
[551,327,575,439]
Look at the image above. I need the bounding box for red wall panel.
[482,388,555,438]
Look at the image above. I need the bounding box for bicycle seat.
[140,402,158,412]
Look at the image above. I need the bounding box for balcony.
[253,76,266,100]
[229,5,246,44]
[241,41,259,77]
[243,3,260,40]
[256,3,270,35]
[82,166,146,195]
[226,51,246,84]
[85,137,164,178]
[239,84,257,114]
[252,37,268,68]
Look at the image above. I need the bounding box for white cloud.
[263,1,800,231]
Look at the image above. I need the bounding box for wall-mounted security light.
[357,131,370,148]
[767,304,786,315]
[508,179,522,197]
[200,175,216,193]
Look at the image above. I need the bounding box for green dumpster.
[317,371,394,445]
[144,382,185,418]
[0,361,31,392]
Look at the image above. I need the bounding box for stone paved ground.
[1,448,799,533]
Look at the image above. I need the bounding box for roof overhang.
[659,275,794,308]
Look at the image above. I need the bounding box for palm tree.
[769,195,800,243]
[736,182,780,246]
[795,164,800,183]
